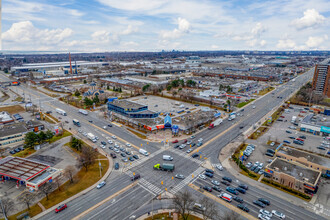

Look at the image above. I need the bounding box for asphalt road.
[1,69,324,220]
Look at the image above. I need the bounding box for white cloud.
[251,23,266,37]
[3,21,73,45]
[160,17,191,40]
[276,38,296,49]
[229,23,267,47]
[121,25,139,35]
[291,9,326,30]
[305,35,328,48]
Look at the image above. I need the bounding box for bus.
[73,119,81,127]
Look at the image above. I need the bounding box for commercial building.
[231,80,258,93]
[312,60,330,96]
[108,99,159,119]
[25,120,45,132]
[0,111,14,124]
[0,156,61,190]
[276,146,330,175]
[299,113,330,136]
[0,124,28,148]
[31,76,87,85]
[265,158,322,194]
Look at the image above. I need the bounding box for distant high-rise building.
[312,63,330,96]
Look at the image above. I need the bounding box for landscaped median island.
[9,137,109,219]
[236,99,255,108]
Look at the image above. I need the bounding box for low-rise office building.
[265,158,322,194]
[0,124,28,148]
[0,111,14,124]
[299,113,330,136]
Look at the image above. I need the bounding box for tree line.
[24,130,54,148]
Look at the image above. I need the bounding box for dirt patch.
[0,105,25,114]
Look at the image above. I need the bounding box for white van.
[139,149,149,156]
[163,155,173,161]
[219,193,232,202]
[193,203,206,211]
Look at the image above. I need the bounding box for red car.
[183,139,187,143]
[55,204,67,213]
[280,116,285,118]
[296,138,304,142]
[172,139,178,143]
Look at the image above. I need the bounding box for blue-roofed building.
[164,115,172,128]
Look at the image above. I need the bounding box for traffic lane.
[39,174,133,220]
[81,185,152,220]
[130,150,200,190]
[194,171,323,220]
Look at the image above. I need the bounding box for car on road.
[55,204,67,213]
[101,141,107,145]
[114,163,119,170]
[103,126,107,130]
[285,130,292,134]
[88,120,93,123]
[187,141,192,145]
[272,210,285,219]
[174,144,180,149]
[96,181,106,189]
[205,169,214,174]
[233,196,243,203]
[238,184,248,190]
[237,204,249,212]
[46,111,52,114]
[203,186,212,192]
[78,129,82,133]
[198,138,203,142]
[216,164,223,171]
[288,126,296,130]
[211,180,220,186]
[133,155,139,160]
[126,143,131,147]
[112,135,117,139]
[179,144,186,149]
[108,124,112,127]
[121,153,126,157]
[191,143,196,147]
[197,142,203,147]
[83,132,87,136]
[258,213,271,220]
[122,158,128,162]
[235,187,246,194]
[110,153,116,158]
[172,139,179,143]
[192,153,199,158]
[221,180,230,186]
[175,174,185,179]
[212,186,221,192]
[204,172,213,178]
[259,209,272,218]
[190,135,195,139]
[222,176,232,182]
[99,145,105,149]
[199,174,206,180]
[253,200,266,208]
[252,106,256,109]
[95,136,99,140]
[186,149,192,153]
[131,174,140,181]
[226,187,238,195]
[183,139,187,143]
[258,198,270,205]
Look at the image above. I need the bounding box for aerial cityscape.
[0,0,329,220]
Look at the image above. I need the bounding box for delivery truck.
[208,118,223,129]
[153,163,175,172]
[56,108,67,116]
[87,133,97,143]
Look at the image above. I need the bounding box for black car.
[191,143,196,147]
[221,180,230,186]
[14,148,21,153]
[128,157,134,161]
[222,176,232,182]
[238,184,248,190]
[110,153,116,158]
[205,169,214,174]
[108,124,112,127]
[233,196,243,203]
[9,150,16,154]
[299,135,306,139]
[114,163,119,170]
[109,146,114,150]
[237,204,249,212]
[235,187,246,194]
[204,172,213,178]
[133,155,139,159]
[101,141,107,145]
[131,174,140,181]
[239,126,244,129]
[203,186,212,192]
[253,200,265,208]
[89,120,93,123]
[46,111,52,114]
[174,145,180,149]
[212,186,221,192]
[258,198,270,205]
[120,153,126,157]
[192,153,199,158]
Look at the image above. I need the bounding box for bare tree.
[64,165,76,184]
[78,146,97,171]
[54,175,64,191]
[18,192,35,210]
[39,182,55,200]
[221,210,241,220]
[0,197,14,218]
[172,191,194,220]
[199,197,220,220]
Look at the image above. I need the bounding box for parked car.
[205,169,214,174]
[283,140,291,144]
[288,136,295,139]
[285,130,292,134]
[216,164,223,171]
[174,144,180,149]
[270,142,275,146]
[55,204,67,213]
[246,162,252,168]
[101,141,107,145]
[199,174,206,180]
[186,149,193,153]
[317,146,326,150]
[133,155,139,159]
[109,146,114,150]
[172,139,179,143]
[110,153,116,158]
[121,153,126,157]
[299,135,306,139]
[96,181,106,189]
[114,163,119,170]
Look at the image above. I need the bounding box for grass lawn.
[256,87,275,96]
[13,96,23,102]
[0,105,25,114]
[48,130,72,144]
[9,154,109,219]
[236,99,255,108]
[13,148,36,158]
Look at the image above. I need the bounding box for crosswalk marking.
[138,178,162,196]
[168,148,203,165]
[170,166,205,195]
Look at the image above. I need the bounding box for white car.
[99,145,105,149]
[211,180,220,186]
[270,142,275,147]
[112,135,117,139]
[95,136,99,140]
[259,209,272,218]
[186,149,192,153]
[199,174,206,180]
[126,143,131,147]
[198,138,203,142]
[272,210,285,219]
[258,214,270,220]
[83,132,87,136]
[108,140,113,144]
[96,181,106,189]
[103,126,107,130]
[252,106,256,109]
[114,142,119,148]
[216,165,223,171]
[78,129,82,133]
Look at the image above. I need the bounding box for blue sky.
[2,0,330,51]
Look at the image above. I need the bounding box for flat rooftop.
[269,158,321,185]
[0,157,50,181]
[301,113,330,127]
[110,100,146,109]
[0,124,27,138]
[278,147,330,168]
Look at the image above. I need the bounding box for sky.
[2,0,330,52]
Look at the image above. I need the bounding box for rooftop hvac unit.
[299,172,303,177]
[284,167,287,171]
